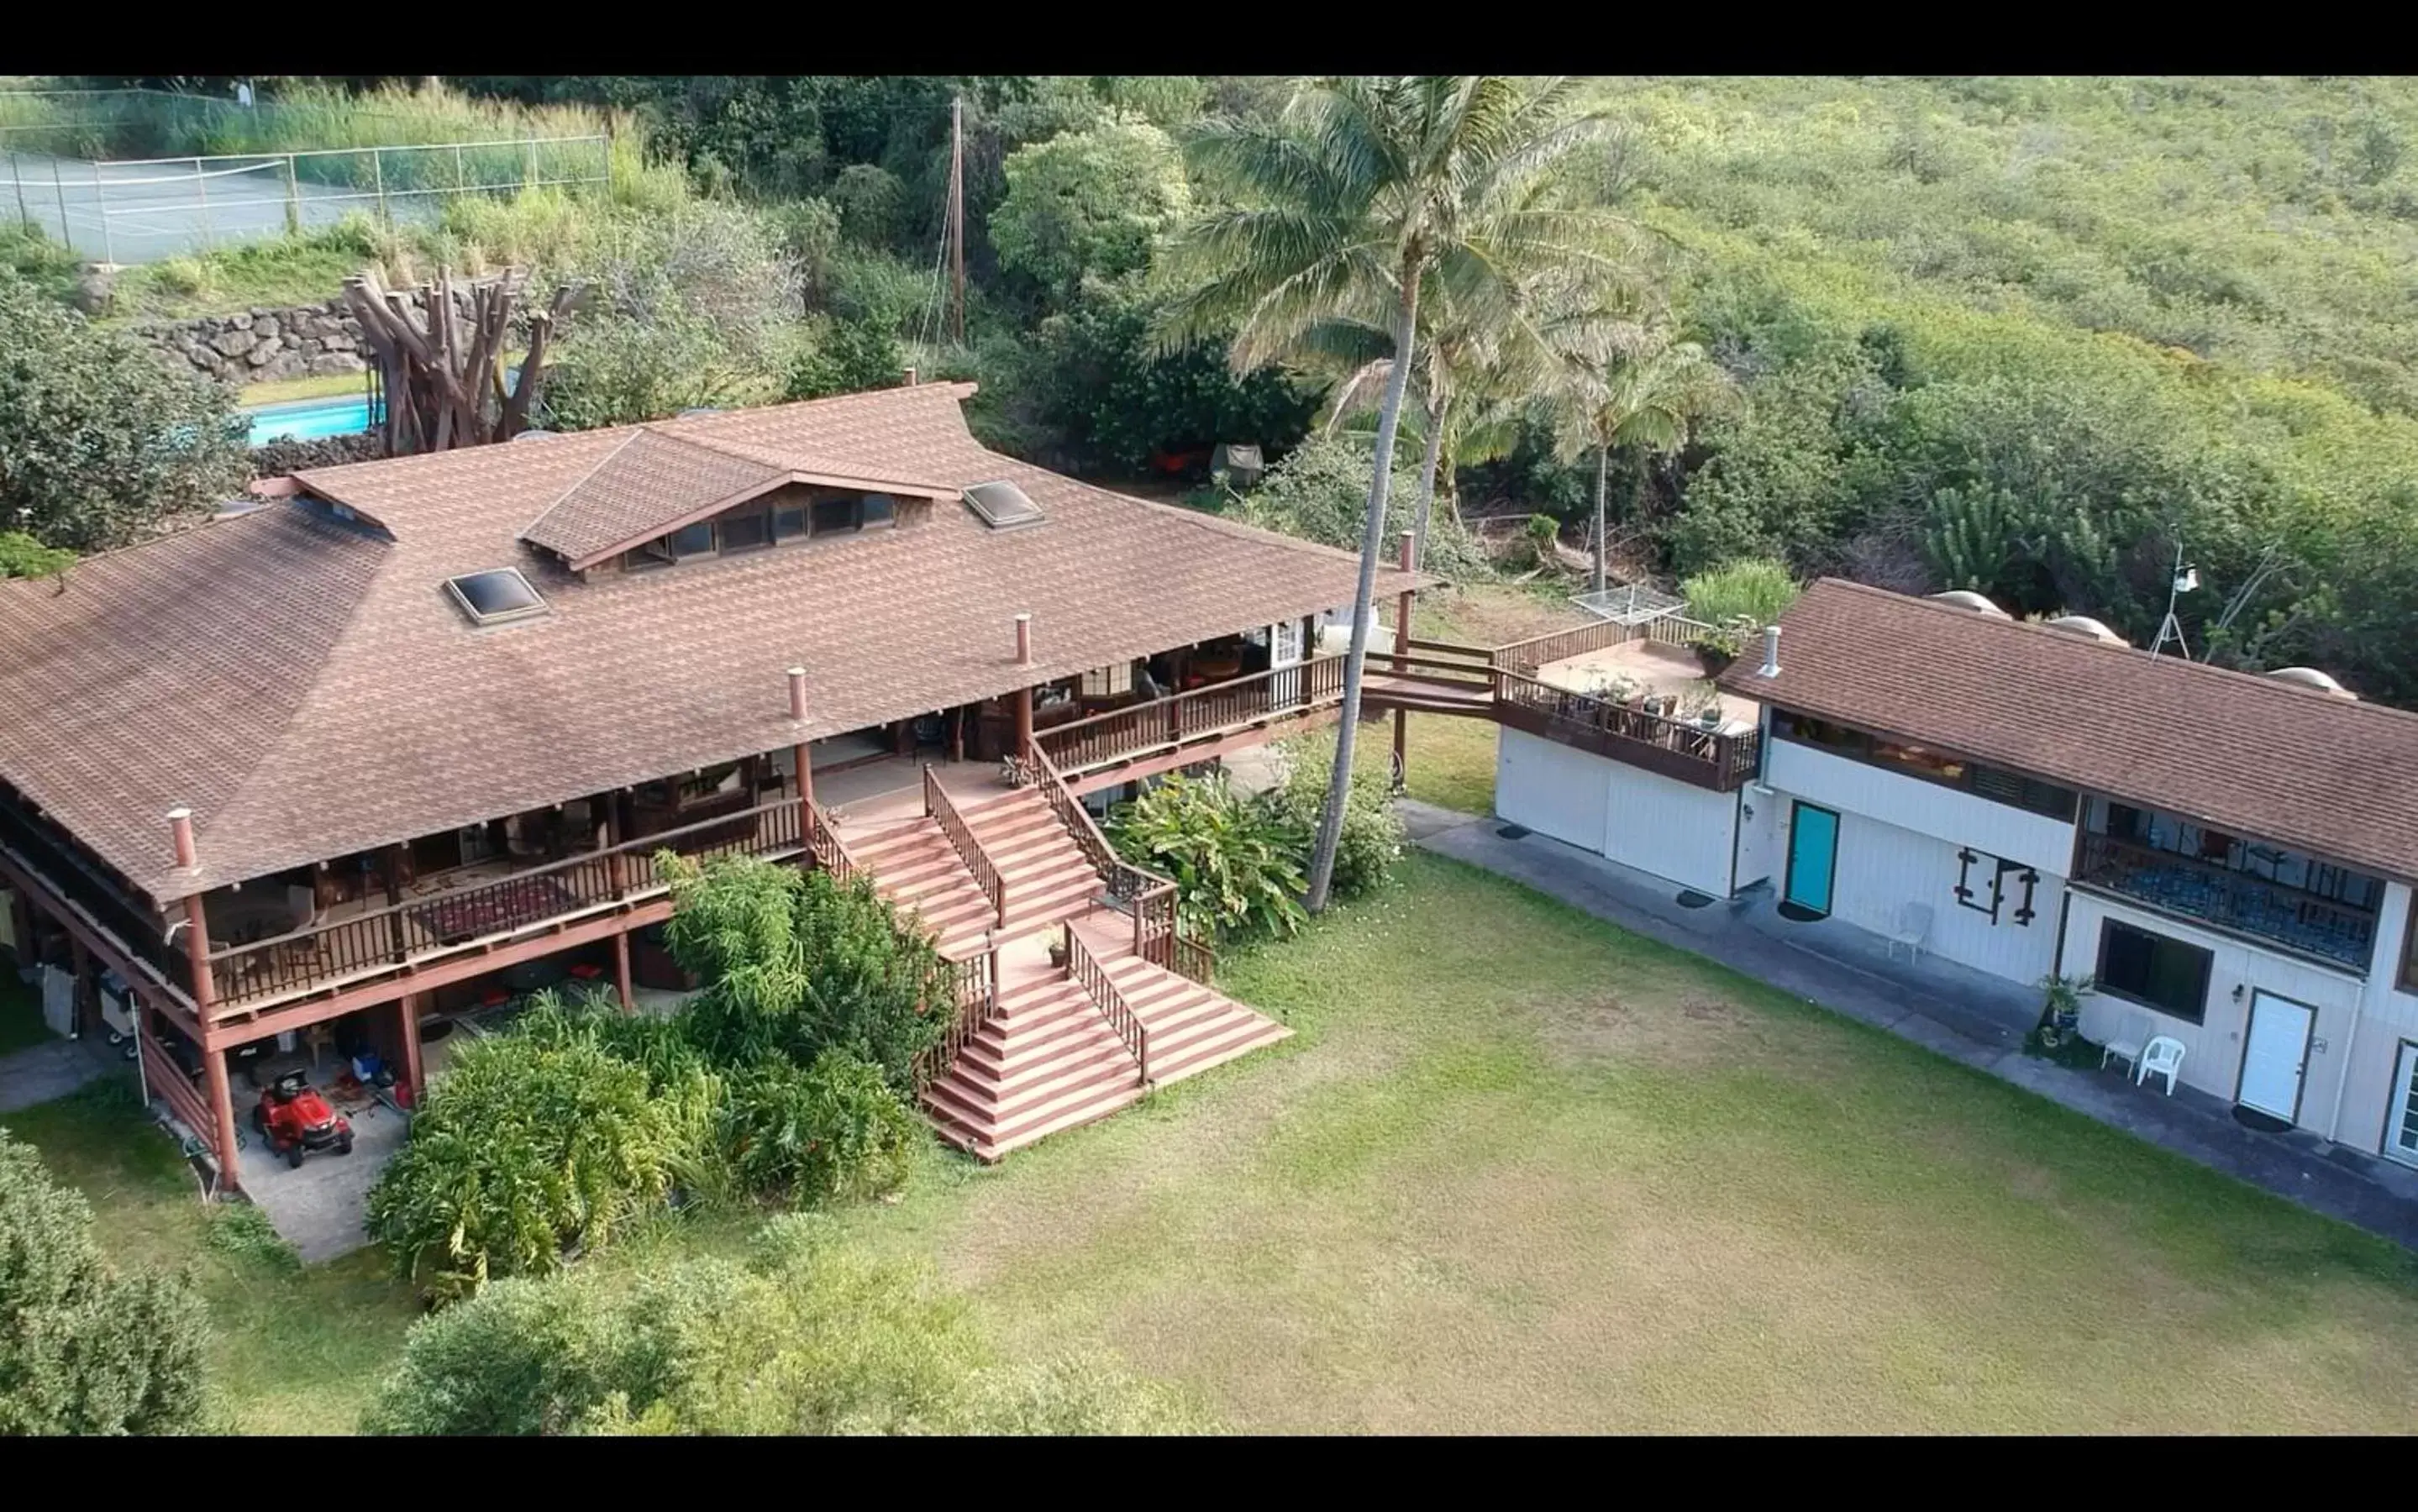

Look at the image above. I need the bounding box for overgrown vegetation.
[0,1129,208,1435]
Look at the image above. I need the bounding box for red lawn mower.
[250,1070,354,1168]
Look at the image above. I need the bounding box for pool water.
[244,396,374,448]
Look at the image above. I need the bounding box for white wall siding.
[1764,739,2075,877]
[1820,809,2064,984]
[1735,785,1783,895]
[1496,727,1608,853]
[1495,727,1738,897]
[2332,881,2418,1154]
[2062,890,2366,1130]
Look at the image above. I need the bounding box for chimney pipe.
[1758,624,1782,678]
[1396,529,1415,573]
[1014,612,1033,667]
[902,366,918,387]
[786,666,808,722]
[167,806,198,869]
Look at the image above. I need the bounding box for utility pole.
[948,95,966,347]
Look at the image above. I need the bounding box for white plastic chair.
[1885,902,1932,963]
[2100,1011,2153,1073]
[2137,1036,2186,1095]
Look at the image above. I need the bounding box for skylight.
[962,480,1044,530]
[444,568,549,627]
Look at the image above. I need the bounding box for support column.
[1012,612,1035,759]
[397,992,426,1106]
[612,928,634,1016]
[167,806,239,1191]
[1391,530,1415,794]
[67,932,92,1038]
[787,665,814,822]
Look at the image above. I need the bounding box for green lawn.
[12,854,2418,1432]
[0,971,55,1055]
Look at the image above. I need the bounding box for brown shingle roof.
[518,429,786,564]
[0,383,1415,900]
[1719,578,2418,881]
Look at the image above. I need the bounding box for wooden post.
[612,929,634,1016]
[397,993,426,1105]
[1391,530,1415,792]
[1013,614,1035,758]
[66,933,92,1038]
[386,843,409,962]
[788,666,814,816]
[167,808,238,1187]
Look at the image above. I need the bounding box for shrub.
[1106,772,1308,941]
[0,531,75,581]
[785,317,904,401]
[1243,435,1490,581]
[1268,734,1406,900]
[662,855,949,1094]
[0,1131,208,1435]
[720,1050,920,1205]
[363,1028,684,1302]
[831,163,909,249]
[0,273,250,552]
[360,1270,644,1436]
[1681,558,1801,629]
[991,121,1189,298]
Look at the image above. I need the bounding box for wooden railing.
[0,796,192,999]
[916,942,998,1089]
[139,1031,217,1163]
[1489,613,1721,672]
[202,795,808,1014]
[1037,654,1350,774]
[1172,932,1215,986]
[805,801,856,885]
[2076,831,2379,972]
[1493,668,1761,793]
[923,764,1005,927]
[1064,921,1149,1085]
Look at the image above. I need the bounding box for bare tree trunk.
[1307,274,1420,914]
[1410,385,1448,573]
[1591,441,1609,595]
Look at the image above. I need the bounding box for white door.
[1270,617,1305,711]
[2387,1042,2418,1168]
[2237,990,2315,1122]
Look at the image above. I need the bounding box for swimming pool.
[244,395,374,448]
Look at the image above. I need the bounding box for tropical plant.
[785,316,904,401]
[660,854,949,1094]
[0,1130,208,1435]
[0,531,75,581]
[1267,732,1406,900]
[1163,76,1630,911]
[363,1026,686,1302]
[1681,558,1800,629]
[991,120,1191,300]
[719,1050,921,1206]
[1240,435,1489,582]
[1106,772,1308,940]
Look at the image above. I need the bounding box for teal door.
[1785,803,1840,916]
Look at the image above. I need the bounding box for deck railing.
[1490,613,1720,673]
[1064,921,1149,1084]
[0,796,191,997]
[805,800,856,885]
[2075,831,2379,973]
[1037,654,1349,774]
[916,942,998,1089]
[1493,668,1760,793]
[202,795,807,1015]
[1014,743,1192,971]
[923,764,1005,927]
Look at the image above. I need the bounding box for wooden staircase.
[844,816,999,961]
[919,924,1291,1163]
[959,786,1105,938]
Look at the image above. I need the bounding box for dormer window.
[668,522,716,559]
[773,501,809,539]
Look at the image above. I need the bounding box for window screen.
[2096,920,2213,1022]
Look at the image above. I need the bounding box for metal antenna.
[2148,541,2199,660]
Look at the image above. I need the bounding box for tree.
[0,274,249,553]
[785,317,904,401]
[1164,76,1627,911]
[1543,312,1735,594]
[0,1131,208,1436]
[660,854,949,1094]
[991,120,1190,301]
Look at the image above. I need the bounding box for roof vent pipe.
[1757,624,1782,679]
[167,806,198,870]
[1015,612,1033,667]
[786,666,808,722]
[902,367,918,387]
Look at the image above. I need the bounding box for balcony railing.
[0,795,191,998]
[2075,831,2379,973]
[1037,655,1349,774]
[1493,669,1760,792]
[202,795,807,1016]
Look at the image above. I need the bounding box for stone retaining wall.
[128,286,483,387]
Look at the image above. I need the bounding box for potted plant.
[2037,973,2093,1047]
[1690,617,1750,677]
[1048,934,1070,971]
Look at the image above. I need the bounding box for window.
[1772,709,2076,820]
[2402,893,2418,995]
[628,537,675,570]
[718,511,769,553]
[2096,920,2213,1022]
[1954,848,2039,924]
[862,493,896,528]
[812,496,860,536]
[773,502,809,540]
[1870,738,1968,785]
[1083,662,1135,698]
[668,521,717,559]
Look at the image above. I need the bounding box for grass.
[16,853,2418,1432]
[0,970,53,1055]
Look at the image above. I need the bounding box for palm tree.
[1543,313,1734,596]
[1163,76,1629,911]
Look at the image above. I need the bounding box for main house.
[0,381,1448,1178]
[1492,578,2418,1166]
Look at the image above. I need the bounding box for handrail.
[1014,743,1184,969]
[1036,654,1349,773]
[1490,617,1634,671]
[2076,831,2377,971]
[1064,922,1149,1085]
[915,942,998,1089]
[202,795,807,1011]
[1405,637,1495,659]
[804,801,857,885]
[923,766,1006,927]
[0,796,191,995]
[1494,666,1760,793]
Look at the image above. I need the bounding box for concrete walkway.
[1406,801,2418,1252]
[0,1034,118,1116]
